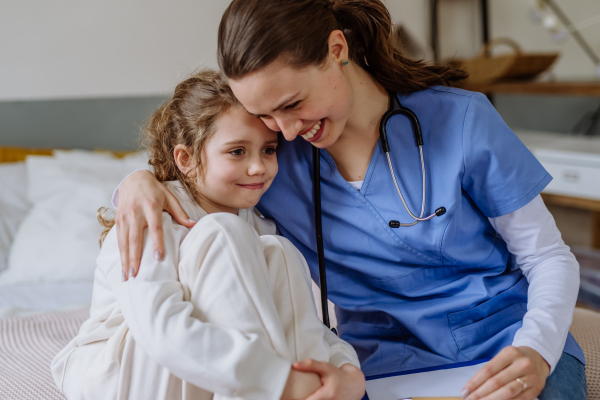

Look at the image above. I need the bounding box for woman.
[114,1,586,399]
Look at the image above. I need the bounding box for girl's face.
[183,106,279,214]
[229,34,353,149]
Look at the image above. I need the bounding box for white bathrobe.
[52,181,359,400]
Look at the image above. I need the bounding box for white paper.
[366,361,488,400]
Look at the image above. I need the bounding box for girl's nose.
[248,156,267,176]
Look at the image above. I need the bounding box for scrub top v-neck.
[256,86,583,376]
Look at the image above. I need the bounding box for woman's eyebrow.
[246,91,301,117]
[271,91,300,112]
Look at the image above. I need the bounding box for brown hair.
[218,0,467,93]
[98,69,240,246]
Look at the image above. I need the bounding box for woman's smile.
[300,119,325,142]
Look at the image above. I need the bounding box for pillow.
[0,162,31,272]
[0,150,148,285]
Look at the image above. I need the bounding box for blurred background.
[1,0,600,309]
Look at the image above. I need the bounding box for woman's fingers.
[478,379,537,400]
[293,358,332,376]
[470,357,534,398]
[164,189,196,228]
[127,213,146,279]
[145,197,166,265]
[464,346,547,400]
[463,346,518,397]
[116,212,130,281]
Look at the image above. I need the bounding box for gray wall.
[1,92,599,151]
[0,96,166,150]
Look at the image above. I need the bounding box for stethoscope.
[312,90,447,330]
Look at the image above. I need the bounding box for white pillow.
[0,162,31,272]
[0,150,148,285]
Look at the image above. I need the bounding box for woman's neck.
[326,65,389,181]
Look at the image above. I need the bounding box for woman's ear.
[328,30,349,64]
[174,144,196,176]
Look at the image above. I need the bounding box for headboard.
[0,147,132,163]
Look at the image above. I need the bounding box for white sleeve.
[323,328,361,369]
[111,213,290,400]
[488,195,579,373]
[111,168,150,208]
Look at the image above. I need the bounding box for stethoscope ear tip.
[435,207,447,217]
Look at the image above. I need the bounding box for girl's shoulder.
[238,208,277,236]
[162,181,207,222]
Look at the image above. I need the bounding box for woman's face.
[229,56,353,149]
[187,106,279,213]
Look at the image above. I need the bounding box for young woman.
[51,70,364,400]
[113,1,587,399]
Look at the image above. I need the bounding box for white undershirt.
[113,175,579,372]
[348,180,364,191]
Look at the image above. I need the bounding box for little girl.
[51,70,363,400]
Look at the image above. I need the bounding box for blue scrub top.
[257,86,583,376]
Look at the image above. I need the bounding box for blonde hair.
[98,69,241,246]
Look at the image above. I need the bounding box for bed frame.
[0,146,131,163]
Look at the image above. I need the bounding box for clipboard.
[363,359,489,400]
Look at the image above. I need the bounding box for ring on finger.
[516,377,529,392]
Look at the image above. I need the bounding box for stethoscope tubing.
[312,91,445,331]
[313,146,331,329]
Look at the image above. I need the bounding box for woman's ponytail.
[330,0,467,92]
[218,0,467,93]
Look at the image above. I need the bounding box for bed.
[0,146,598,399]
[0,146,144,399]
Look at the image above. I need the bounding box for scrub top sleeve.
[461,93,552,218]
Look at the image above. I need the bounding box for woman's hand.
[291,359,365,400]
[462,346,550,400]
[115,170,196,280]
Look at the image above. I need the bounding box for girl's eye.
[285,101,300,110]
[263,147,277,155]
[229,149,245,156]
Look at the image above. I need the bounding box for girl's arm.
[462,195,578,400]
[106,213,294,400]
[112,170,194,279]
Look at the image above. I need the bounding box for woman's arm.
[491,195,579,372]
[462,195,578,400]
[113,170,195,280]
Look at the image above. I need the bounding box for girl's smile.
[237,182,265,190]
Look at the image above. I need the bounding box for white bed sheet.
[0,282,93,318]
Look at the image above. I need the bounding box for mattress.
[0,308,89,400]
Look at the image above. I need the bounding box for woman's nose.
[277,116,303,141]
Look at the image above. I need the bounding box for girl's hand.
[116,170,195,280]
[462,346,550,400]
[292,359,365,400]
